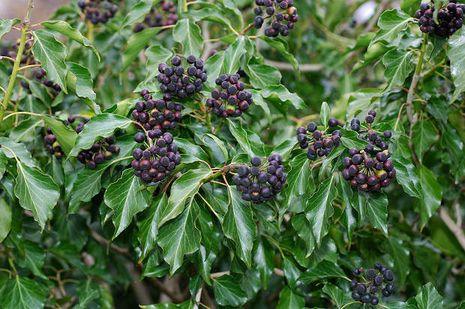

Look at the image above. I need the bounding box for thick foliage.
[0,0,464,308]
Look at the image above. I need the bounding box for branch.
[89,229,131,258]
[265,60,324,72]
[440,208,465,252]
[149,277,185,303]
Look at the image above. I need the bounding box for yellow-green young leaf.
[372,10,414,45]
[222,36,246,74]
[41,20,100,60]
[158,201,201,274]
[0,199,12,242]
[123,27,161,70]
[14,163,60,230]
[212,275,248,307]
[223,187,256,267]
[305,175,337,246]
[173,18,203,57]
[276,287,305,309]
[448,27,465,101]
[0,19,20,40]
[0,276,48,309]
[382,49,415,91]
[43,116,77,156]
[138,194,166,260]
[69,114,132,157]
[32,29,68,92]
[158,165,213,226]
[415,283,444,309]
[105,169,149,238]
[66,62,96,101]
[418,166,442,228]
[0,137,35,167]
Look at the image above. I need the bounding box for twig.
[440,208,465,252]
[265,60,324,72]
[89,229,131,258]
[149,278,185,303]
[454,201,462,228]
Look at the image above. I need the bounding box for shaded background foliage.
[0,0,464,308]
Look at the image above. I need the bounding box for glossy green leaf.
[412,120,437,162]
[0,19,20,40]
[415,283,443,309]
[0,137,35,167]
[383,49,415,90]
[0,276,48,309]
[138,194,166,260]
[300,260,346,284]
[372,10,414,45]
[227,119,266,157]
[43,116,77,155]
[276,287,305,309]
[0,199,12,242]
[121,0,154,29]
[261,85,305,110]
[66,62,96,101]
[418,166,442,228]
[173,18,202,57]
[213,275,248,307]
[223,36,246,74]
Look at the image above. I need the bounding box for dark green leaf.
[276,286,305,309]
[213,275,248,307]
[0,276,48,309]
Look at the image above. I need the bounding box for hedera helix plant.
[0,0,464,307]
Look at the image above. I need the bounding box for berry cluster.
[350,111,391,153]
[73,117,120,169]
[350,263,395,305]
[4,34,35,65]
[157,56,207,99]
[132,90,182,134]
[134,1,177,32]
[416,1,464,37]
[206,74,253,118]
[254,0,299,37]
[44,129,65,159]
[297,118,341,161]
[233,154,287,203]
[78,0,118,24]
[131,132,181,184]
[33,68,62,95]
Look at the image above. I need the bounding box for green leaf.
[158,165,213,226]
[158,201,201,274]
[366,193,389,235]
[9,118,43,142]
[14,163,60,229]
[223,187,256,267]
[372,10,413,45]
[69,114,132,156]
[305,175,337,246]
[285,153,313,213]
[387,237,410,286]
[392,156,420,198]
[0,198,12,242]
[418,166,442,228]
[261,85,305,110]
[300,260,346,284]
[0,137,35,167]
[223,36,247,74]
[213,275,248,307]
[146,43,174,65]
[0,19,20,40]
[41,20,99,60]
[69,168,105,212]
[32,29,68,91]
[66,62,96,101]
[138,194,166,260]
[105,169,149,238]
[43,116,77,156]
[227,119,266,157]
[244,63,281,89]
[0,276,47,309]
[448,28,465,101]
[412,120,437,162]
[121,0,154,29]
[205,51,225,87]
[173,18,203,57]
[123,27,161,70]
[258,36,299,71]
[322,284,352,309]
[320,102,330,127]
[415,283,443,309]
[382,49,415,90]
[276,287,305,309]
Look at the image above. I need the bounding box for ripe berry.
[254,0,299,37]
[79,0,119,25]
[207,74,252,118]
[135,132,146,143]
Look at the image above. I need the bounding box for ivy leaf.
[69,114,132,157]
[0,276,48,309]
[285,153,313,213]
[69,168,105,212]
[305,175,337,246]
[382,49,415,91]
[43,116,77,156]
[212,275,248,307]
[223,36,247,74]
[258,36,299,71]
[14,163,60,230]
[300,260,346,284]
[261,85,305,110]
[366,193,389,235]
[0,137,35,167]
[105,169,149,238]
[146,43,174,65]
[9,118,43,142]
[227,119,266,157]
[223,187,256,267]
[0,198,12,242]
[41,20,99,60]
[173,18,203,57]
[372,10,414,45]
[448,27,465,101]
[158,200,201,274]
[392,156,421,198]
[138,194,166,260]
[158,165,213,226]
[121,0,153,29]
[415,283,444,309]
[322,284,352,308]
[244,62,282,89]
[0,19,20,40]
[276,287,305,309]
[66,62,96,101]
[387,237,410,286]
[418,166,442,228]
[412,120,437,162]
[32,29,68,92]
[205,51,225,87]
[123,27,161,70]
[320,102,331,127]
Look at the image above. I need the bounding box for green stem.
[3,111,42,121]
